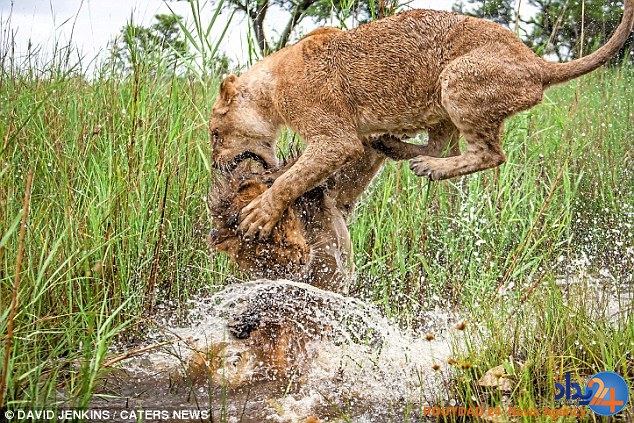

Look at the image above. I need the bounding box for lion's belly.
[356,103,445,138]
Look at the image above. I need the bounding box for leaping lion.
[210,3,634,239]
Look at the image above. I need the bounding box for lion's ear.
[213,237,240,258]
[214,74,239,115]
[216,74,238,113]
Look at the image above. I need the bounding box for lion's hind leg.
[410,54,543,180]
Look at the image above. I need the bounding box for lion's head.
[208,161,312,280]
[210,74,279,172]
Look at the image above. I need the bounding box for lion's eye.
[212,129,220,143]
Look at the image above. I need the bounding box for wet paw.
[238,191,284,240]
[409,156,445,181]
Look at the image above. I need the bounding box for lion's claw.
[410,156,443,181]
[238,191,282,240]
[239,210,271,240]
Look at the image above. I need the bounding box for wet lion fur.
[185,280,384,391]
[208,145,387,292]
[209,2,634,239]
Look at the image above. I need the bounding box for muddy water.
[92,280,462,422]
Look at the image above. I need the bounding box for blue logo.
[554,372,593,405]
[554,372,629,416]
[586,372,629,416]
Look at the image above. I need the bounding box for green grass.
[348,67,634,420]
[0,41,227,408]
[1,32,633,421]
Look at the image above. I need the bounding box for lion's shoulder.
[303,27,342,39]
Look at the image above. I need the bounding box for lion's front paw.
[238,191,284,240]
[409,156,447,181]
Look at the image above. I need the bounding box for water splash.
[103,280,461,422]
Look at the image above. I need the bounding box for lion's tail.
[541,0,634,87]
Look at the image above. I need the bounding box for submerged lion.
[210,2,634,240]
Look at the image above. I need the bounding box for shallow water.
[93,280,462,422]
[87,271,633,422]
